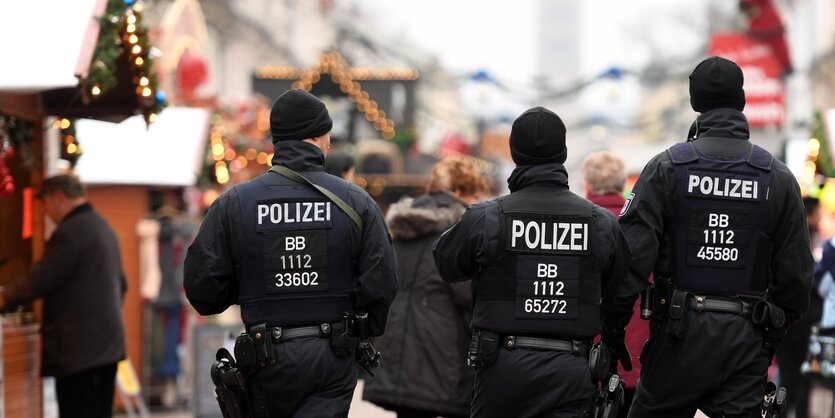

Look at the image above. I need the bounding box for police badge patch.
[619,193,635,217]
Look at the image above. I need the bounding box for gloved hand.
[602,328,633,372]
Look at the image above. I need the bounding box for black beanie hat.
[509,106,567,166]
[689,56,746,112]
[270,89,333,143]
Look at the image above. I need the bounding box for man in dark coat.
[611,56,812,417]
[185,89,397,417]
[1,174,127,418]
[363,157,486,418]
[434,107,631,418]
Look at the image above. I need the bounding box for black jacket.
[6,203,127,377]
[184,140,397,335]
[433,163,631,334]
[612,108,813,330]
[363,192,473,416]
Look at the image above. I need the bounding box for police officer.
[433,106,631,418]
[610,56,812,417]
[184,89,397,417]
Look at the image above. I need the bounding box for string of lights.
[254,51,418,141]
[86,0,166,124]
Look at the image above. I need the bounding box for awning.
[0,0,104,93]
[74,107,211,187]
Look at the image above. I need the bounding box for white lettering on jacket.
[510,219,588,252]
[686,175,759,200]
[257,201,331,225]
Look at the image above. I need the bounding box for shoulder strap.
[269,165,363,230]
[747,144,774,171]
[667,142,698,165]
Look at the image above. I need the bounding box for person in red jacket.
[740,0,792,77]
[582,151,647,418]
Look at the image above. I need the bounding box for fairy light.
[91,85,101,96]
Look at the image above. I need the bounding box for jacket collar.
[271,140,325,172]
[693,108,750,141]
[62,202,92,224]
[507,163,570,193]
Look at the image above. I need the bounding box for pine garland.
[86,0,166,122]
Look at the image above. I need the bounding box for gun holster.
[761,381,787,418]
[590,374,625,418]
[467,329,500,369]
[211,348,252,418]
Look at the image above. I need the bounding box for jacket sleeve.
[596,208,632,328]
[352,193,398,337]
[5,226,80,307]
[433,204,487,282]
[184,191,240,316]
[769,173,813,325]
[611,155,669,329]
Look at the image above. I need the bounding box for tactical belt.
[686,295,751,318]
[248,324,334,344]
[502,335,589,357]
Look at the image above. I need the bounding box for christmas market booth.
[0,0,165,416]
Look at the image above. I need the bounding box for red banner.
[709,33,785,128]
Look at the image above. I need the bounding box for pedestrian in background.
[363,156,488,418]
[434,107,631,418]
[581,150,645,418]
[613,56,812,417]
[184,89,397,417]
[326,150,356,183]
[777,196,823,418]
[0,174,127,418]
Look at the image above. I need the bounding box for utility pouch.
[752,300,786,329]
[234,333,258,375]
[467,329,500,369]
[330,314,359,358]
[249,323,274,368]
[652,276,675,318]
[588,342,611,384]
[666,290,688,339]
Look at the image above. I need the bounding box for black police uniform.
[613,108,812,418]
[434,162,631,418]
[185,139,397,417]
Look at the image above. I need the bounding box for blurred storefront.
[0,0,167,416]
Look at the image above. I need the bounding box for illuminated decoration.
[86,0,166,124]
[0,115,35,198]
[53,118,83,168]
[203,98,274,186]
[255,52,419,141]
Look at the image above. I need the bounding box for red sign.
[709,33,785,128]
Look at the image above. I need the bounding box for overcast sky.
[359,0,718,86]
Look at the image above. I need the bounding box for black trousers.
[247,337,357,418]
[55,362,118,418]
[628,312,770,418]
[472,348,594,418]
[394,406,467,418]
